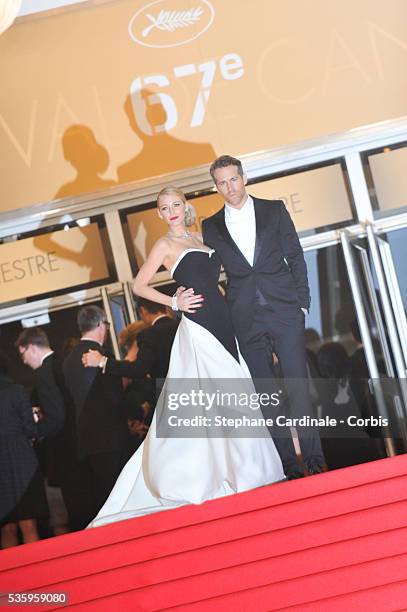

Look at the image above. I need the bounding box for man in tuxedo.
[16,327,65,433]
[15,327,69,531]
[202,155,325,478]
[63,306,128,527]
[82,298,178,394]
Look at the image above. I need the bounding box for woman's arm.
[133,239,203,313]
[133,240,173,308]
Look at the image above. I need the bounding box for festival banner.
[0,0,406,212]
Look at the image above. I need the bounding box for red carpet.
[1,455,407,611]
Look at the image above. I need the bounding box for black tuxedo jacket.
[202,198,310,340]
[63,340,127,459]
[105,316,178,380]
[35,353,78,481]
[33,353,65,435]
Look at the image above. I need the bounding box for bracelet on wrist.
[171,295,179,311]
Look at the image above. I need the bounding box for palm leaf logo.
[142,7,204,38]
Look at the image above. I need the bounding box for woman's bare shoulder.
[152,235,172,254]
[190,231,203,243]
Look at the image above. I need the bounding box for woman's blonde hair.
[156,185,196,228]
[119,321,147,351]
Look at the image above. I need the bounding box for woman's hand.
[176,288,204,313]
[82,349,104,367]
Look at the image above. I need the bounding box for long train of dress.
[88,251,284,528]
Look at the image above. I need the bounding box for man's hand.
[128,418,148,437]
[32,406,43,422]
[82,349,104,368]
[174,286,194,298]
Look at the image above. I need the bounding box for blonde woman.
[87,186,284,527]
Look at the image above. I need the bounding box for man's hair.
[61,336,80,357]
[317,342,350,380]
[137,297,166,315]
[209,155,244,181]
[77,305,106,334]
[15,327,50,350]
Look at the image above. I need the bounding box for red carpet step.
[1,455,407,611]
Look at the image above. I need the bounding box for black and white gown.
[89,249,284,527]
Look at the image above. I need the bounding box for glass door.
[303,234,407,465]
[303,242,389,468]
[340,229,407,455]
[375,226,407,371]
[99,283,138,359]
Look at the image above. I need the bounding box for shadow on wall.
[55,125,117,199]
[117,89,215,183]
[54,89,216,200]
[31,224,107,285]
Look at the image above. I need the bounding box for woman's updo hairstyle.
[157,186,196,228]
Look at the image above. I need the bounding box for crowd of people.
[303,321,388,470]
[0,155,389,547]
[0,307,387,548]
[0,298,178,547]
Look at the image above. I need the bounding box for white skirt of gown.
[88,316,284,528]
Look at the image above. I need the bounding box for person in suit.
[15,327,65,428]
[316,341,385,469]
[0,348,62,548]
[201,155,325,478]
[15,327,80,532]
[63,306,128,528]
[82,298,178,393]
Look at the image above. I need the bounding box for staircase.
[1,455,407,611]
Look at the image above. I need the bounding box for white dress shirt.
[40,350,54,366]
[224,195,256,266]
[81,337,103,346]
[151,314,167,326]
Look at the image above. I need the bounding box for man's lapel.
[253,198,267,266]
[214,208,250,265]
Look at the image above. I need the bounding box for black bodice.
[172,250,239,362]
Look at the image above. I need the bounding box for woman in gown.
[87,187,284,527]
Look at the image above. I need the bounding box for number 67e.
[130,52,244,133]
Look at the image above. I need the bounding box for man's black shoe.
[286,471,305,480]
[307,464,324,476]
